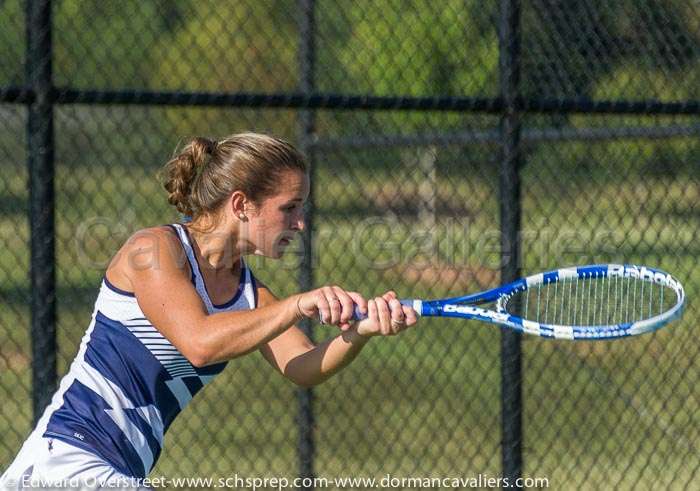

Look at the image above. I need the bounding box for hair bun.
[162,137,215,216]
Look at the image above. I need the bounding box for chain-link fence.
[1,0,698,489]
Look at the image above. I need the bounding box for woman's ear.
[230,191,249,221]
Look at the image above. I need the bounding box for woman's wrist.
[292,294,305,322]
[344,323,374,342]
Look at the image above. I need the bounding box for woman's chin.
[250,246,284,259]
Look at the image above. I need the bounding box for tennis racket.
[356,264,685,340]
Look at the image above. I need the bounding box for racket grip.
[351,299,418,321]
[352,304,366,321]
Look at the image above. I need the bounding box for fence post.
[498,0,523,485]
[26,0,56,425]
[297,0,316,486]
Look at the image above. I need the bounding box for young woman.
[1,133,417,488]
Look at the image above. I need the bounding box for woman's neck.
[186,216,241,273]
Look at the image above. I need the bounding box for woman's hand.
[355,291,418,338]
[295,285,368,330]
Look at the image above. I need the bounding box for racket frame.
[404,264,685,340]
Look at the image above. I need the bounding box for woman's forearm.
[283,327,371,387]
[195,295,303,366]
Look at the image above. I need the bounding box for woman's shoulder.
[106,225,190,288]
[116,225,185,262]
[128,224,180,242]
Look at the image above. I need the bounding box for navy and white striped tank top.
[36,223,257,477]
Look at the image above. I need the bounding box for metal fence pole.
[498,0,523,484]
[26,0,56,424]
[297,0,316,486]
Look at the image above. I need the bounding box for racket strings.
[504,274,676,327]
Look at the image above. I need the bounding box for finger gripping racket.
[357,264,685,340]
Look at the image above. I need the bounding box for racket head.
[419,264,685,340]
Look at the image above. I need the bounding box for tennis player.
[1,133,417,488]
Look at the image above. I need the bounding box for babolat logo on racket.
[443,304,510,323]
[608,265,681,291]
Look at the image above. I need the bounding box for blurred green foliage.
[4,1,698,100]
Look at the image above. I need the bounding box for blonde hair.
[162,132,307,218]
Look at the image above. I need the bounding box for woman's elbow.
[185,339,251,368]
[185,345,211,368]
[285,371,327,388]
[183,338,221,368]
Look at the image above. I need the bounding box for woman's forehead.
[274,171,309,198]
[257,172,308,206]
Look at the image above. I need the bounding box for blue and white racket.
[359,264,685,340]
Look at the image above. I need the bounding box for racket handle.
[351,299,420,321]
